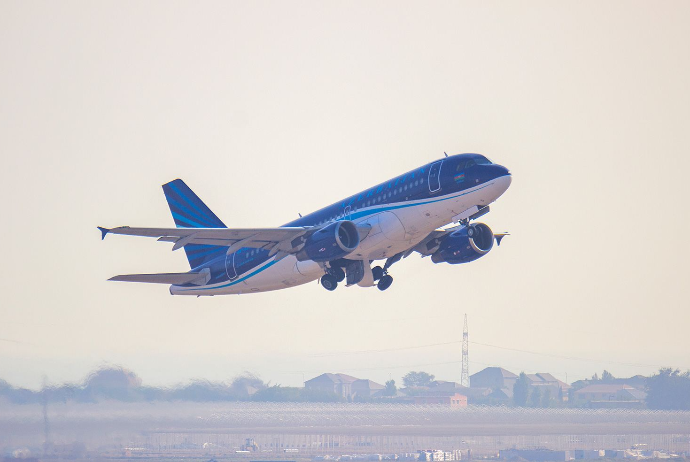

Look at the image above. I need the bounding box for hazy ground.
[2,401,689,457]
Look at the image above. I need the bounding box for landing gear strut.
[330,267,345,282]
[375,252,404,291]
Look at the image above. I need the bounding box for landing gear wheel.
[377,275,393,291]
[331,267,345,282]
[372,266,384,281]
[321,275,338,291]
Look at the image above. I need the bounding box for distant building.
[413,392,467,408]
[428,380,465,392]
[469,367,518,390]
[352,379,385,398]
[304,374,384,400]
[305,373,359,398]
[570,375,647,391]
[468,367,517,404]
[419,449,463,461]
[573,384,646,408]
[574,450,605,459]
[500,449,572,461]
[525,373,571,402]
[488,386,513,403]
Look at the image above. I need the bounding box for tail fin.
[162,179,227,269]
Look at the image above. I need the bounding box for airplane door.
[344,205,352,220]
[225,250,238,280]
[428,161,443,193]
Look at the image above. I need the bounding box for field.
[2,402,689,458]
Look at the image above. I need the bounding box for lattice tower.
[461,314,469,387]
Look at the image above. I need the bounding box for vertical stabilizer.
[162,179,227,269]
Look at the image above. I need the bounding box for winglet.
[97,226,110,240]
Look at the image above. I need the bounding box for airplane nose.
[480,164,510,180]
[492,164,510,177]
[486,165,512,196]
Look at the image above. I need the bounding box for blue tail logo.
[162,179,227,269]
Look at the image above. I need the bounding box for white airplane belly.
[236,255,317,293]
[349,211,407,259]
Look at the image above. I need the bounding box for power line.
[0,337,31,345]
[308,340,461,357]
[468,340,667,369]
[305,338,673,370]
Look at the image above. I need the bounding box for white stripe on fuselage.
[170,175,511,295]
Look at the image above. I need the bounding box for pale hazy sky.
[1,1,689,390]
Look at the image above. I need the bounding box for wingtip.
[97,226,110,240]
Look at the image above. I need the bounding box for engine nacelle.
[299,220,360,262]
[431,223,494,264]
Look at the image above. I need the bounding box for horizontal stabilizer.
[108,271,210,285]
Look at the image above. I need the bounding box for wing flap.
[109,272,209,285]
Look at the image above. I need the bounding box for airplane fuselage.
[169,154,511,295]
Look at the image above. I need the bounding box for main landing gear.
[320,266,345,291]
[320,274,338,291]
[320,256,399,292]
[372,265,393,291]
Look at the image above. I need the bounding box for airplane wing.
[407,228,454,257]
[98,225,313,256]
[109,271,210,285]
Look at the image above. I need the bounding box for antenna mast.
[461,314,469,387]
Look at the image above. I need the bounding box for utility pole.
[42,376,51,456]
[461,314,469,387]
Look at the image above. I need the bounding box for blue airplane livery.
[98,153,511,295]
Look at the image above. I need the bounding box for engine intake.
[298,220,360,262]
[431,223,494,264]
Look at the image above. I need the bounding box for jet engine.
[298,220,360,262]
[431,223,495,264]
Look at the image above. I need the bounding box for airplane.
[98,153,511,295]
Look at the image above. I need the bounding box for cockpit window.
[457,155,492,170]
[475,155,492,165]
